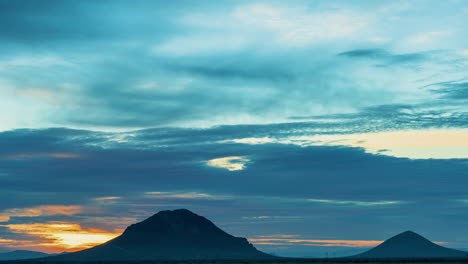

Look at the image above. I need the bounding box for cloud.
[338,49,390,58]
[242,216,303,220]
[0,2,465,131]
[0,127,467,254]
[3,153,81,160]
[249,237,383,248]
[307,199,401,207]
[224,129,468,159]
[154,2,371,56]
[429,81,468,100]
[93,197,121,201]
[338,49,429,66]
[0,0,467,257]
[145,191,230,200]
[206,156,250,171]
[0,205,84,222]
[231,3,370,47]
[0,55,72,68]
[405,31,451,45]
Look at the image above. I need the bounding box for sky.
[0,0,467,258]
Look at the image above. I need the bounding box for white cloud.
[206,156,250,171]
[222,129,468,159]
[145,191,231,200]
[307,199,401,206]
[0,55,72,69]
[152,34,249,56]
[232,3,369,47]
[153,3,371,56]
[405,31,451,45]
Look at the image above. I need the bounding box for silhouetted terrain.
[351,231,468,259]
[0,250,49,261]
[4,212,468,263]
[46,209,272,261]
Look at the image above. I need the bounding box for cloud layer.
[0,0,467,257]
[0,0,466,131]
[0,127,467,255]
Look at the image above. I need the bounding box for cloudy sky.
[0,0,467,257]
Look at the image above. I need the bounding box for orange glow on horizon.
[93,196,121,201]
[249,238,384,247]
[1,222,121,253]
[250,237,448,248]
[3,153,81,160]
[0,205,84,222]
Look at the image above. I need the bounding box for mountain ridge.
[0,250,50,261]
[351,230,468,259]
[46,209,272,261]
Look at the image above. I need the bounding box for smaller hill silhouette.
[48,209,272,261]
[352,231,468,259]
[0,250,49,260]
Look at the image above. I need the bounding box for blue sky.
[0,0,467,257]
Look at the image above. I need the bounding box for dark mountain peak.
[400,230,418,236]
[49,209,271,261]
[397,230,422,237]
[122,208,229,238]
[5,250,44,254]
[136,209,197,225]
[170,208,194,214]
[144,209,202,223]
[353,231,468,259]
[155,208,195,216]
[0,250,49,261]
[388,231,430,242]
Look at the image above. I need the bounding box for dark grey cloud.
[0,1,467,257]
[1,127,467,207]
[338,49,389,58]
[0,0,198,46]
[22,46,459,129]
[290,102,468,133]
[0,126,468,256]
[1,0,465,130]
[164,58,295,82]
[429,81,468,100]
[338,49,428,66]
[0,0,466,133]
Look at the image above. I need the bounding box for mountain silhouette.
[48,209,272,261]
[352,231,468,259]
[0,250,49,260]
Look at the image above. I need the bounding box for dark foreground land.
[4,259,468,264]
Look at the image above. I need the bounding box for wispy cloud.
[145,191,231,200]
[222,129,468,159]
[206,156,250,171]
[249,237,383,248]
[307,199,401,207]
[0,205,84,222]
[93,197,121,201]
[2,153,81,160]
[0,0,467,257]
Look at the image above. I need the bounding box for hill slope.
[0,250,49,260]
[352,231,468,259]
[48,209,271,261]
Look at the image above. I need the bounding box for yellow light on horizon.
[224,129,468,159]
[2,222,121,251]
[249,238,383,247]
